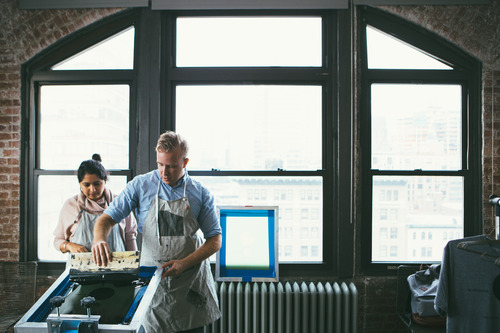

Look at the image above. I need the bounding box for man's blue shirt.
[104,170,221,238]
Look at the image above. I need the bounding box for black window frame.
[21,8,355,278]
[359,6,482,274]
[21,10,140,273]
[160,9,347,278]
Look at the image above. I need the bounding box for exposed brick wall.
[384,3,500,70]
[482,70,500,235]
[1,1,499,332]
[0,0,21,260]
[355,276,403,333]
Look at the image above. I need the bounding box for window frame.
[359,6,483,274]
[160,10,348,278]
[21,8,354,278]
[21,10,140,272]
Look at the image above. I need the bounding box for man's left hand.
[160,260,187,279]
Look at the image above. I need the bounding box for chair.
[396,265,446,333]
[0,261,38,333]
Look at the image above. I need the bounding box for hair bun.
[92,153,102,162]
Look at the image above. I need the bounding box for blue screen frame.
[216,206,278,282]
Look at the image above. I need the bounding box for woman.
[53,154,137,253]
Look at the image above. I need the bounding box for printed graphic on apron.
[158,210,184,236]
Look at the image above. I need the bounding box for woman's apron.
[71,203,126,252]
[141,178,221,333]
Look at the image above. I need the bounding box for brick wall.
[483,70,500,235]
[0,0,499,332]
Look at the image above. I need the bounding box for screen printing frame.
[14,266,162,333]
[216,205,279,282]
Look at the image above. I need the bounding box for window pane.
[371,84,461,171]
[366,26,451,70]
[176,85,322,170]
[194,176,323,263]
[176,17,322,67]
[37,175,128,261]
[39,85,130,169]
[372,176,463,263]
[52,26,135,70]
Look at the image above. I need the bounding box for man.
[92,131,222,333]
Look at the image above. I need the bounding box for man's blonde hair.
[155,131,188,157]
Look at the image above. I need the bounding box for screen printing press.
[14,251,162,333]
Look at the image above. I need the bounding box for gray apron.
[72,206,126,253]
[141,178,221,333]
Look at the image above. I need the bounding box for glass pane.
[366,26,452,70]
[176,17,322,67]
[176,85,322,170]
[371,84,461,171]
[372,176,463,263]
[225,213,271,269]
[52,26,135,70]
[194,176,323,263]
[39,85,130,169]
[37,175,128,261]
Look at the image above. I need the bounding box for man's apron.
[141,179,221,333]
[72,207,126,252]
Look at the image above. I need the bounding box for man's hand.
[160,260,187,279]
[159,234,221,280]
[68,243,88,253]
[92,213,116,266]
[92,240,112,266]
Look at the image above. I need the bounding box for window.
[311,246,319,257]
[390,246,397,257]
[379,246,387,257]
[380,227,387,239]
[175,17,322,67]
[52,26,135,70]
[311,227,319,238]
[24,16,137,262]
[301,246,309,257]
[172,13,338,267]
[390,227,397,239]
[361,7,481,269]
[37,84,131,260]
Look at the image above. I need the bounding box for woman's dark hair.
[77,153,107,182]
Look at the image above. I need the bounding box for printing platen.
[14,264,162,333]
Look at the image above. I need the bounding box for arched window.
[359,7,481,271]
[23,11,140,262]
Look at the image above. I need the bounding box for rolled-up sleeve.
[53,196,78,251]
[105,180,139,227]
[197,186,221,239]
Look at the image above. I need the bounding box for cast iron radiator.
[204,281,358,333]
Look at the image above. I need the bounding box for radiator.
[205,281,358,333]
